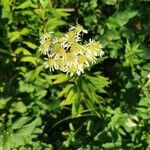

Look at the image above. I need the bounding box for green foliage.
[1,0,150,149]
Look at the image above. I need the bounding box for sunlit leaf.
[16,0,35,9]
[20,56,37,65]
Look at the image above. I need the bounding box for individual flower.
[65,31,81,46]
[40,32,52,43]
[85,39,103,57]
[44,57,56,71]
[56,57,66,70]
[39,32,53,55]
[39,39,51,55]
[52,43,65,56]
[64,52,78,67]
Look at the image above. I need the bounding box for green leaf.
[103,29,120,41]
[2,134,12,150]
[102,141,122,149]
[142,63,150,71]
[19,80,34,93]
[36,101,48,110]
[106,10,138,29]
[20,56,37,65]
[102,133,122,149]
[84,74,109,92]
[61,88,76,106]
[94,128,108,141]
[16,0,34,9]
[14,47,32,55]
[23,41,37,49]
[17,118,42,136]
[10,101,27,113]
[58,84,74,98]
[39,0,50,8]
[45,18,66,31]
[12,117,31,129]
[123,41,143,67]
[71,89,80,116]
[9,28,30,42]
[1,0,11,11]
[0,97,11,109]
[0,118,42,149]
[20,28,30,35]
[10,134,27,148]
[52,74,69,84]
[10,31,21,42]
[138,97,150,107]
[102,0,117,5]
[81,78,101,103]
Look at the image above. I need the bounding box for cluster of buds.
[39,24,104,76]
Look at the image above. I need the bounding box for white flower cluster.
[39,24,104,76]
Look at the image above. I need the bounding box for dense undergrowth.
[0,0,150,149]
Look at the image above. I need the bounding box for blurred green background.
[0,0,150,149]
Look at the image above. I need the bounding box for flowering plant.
[39,24,104,76]
[39,24,108,115]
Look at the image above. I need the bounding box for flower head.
[39,24,104,76]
